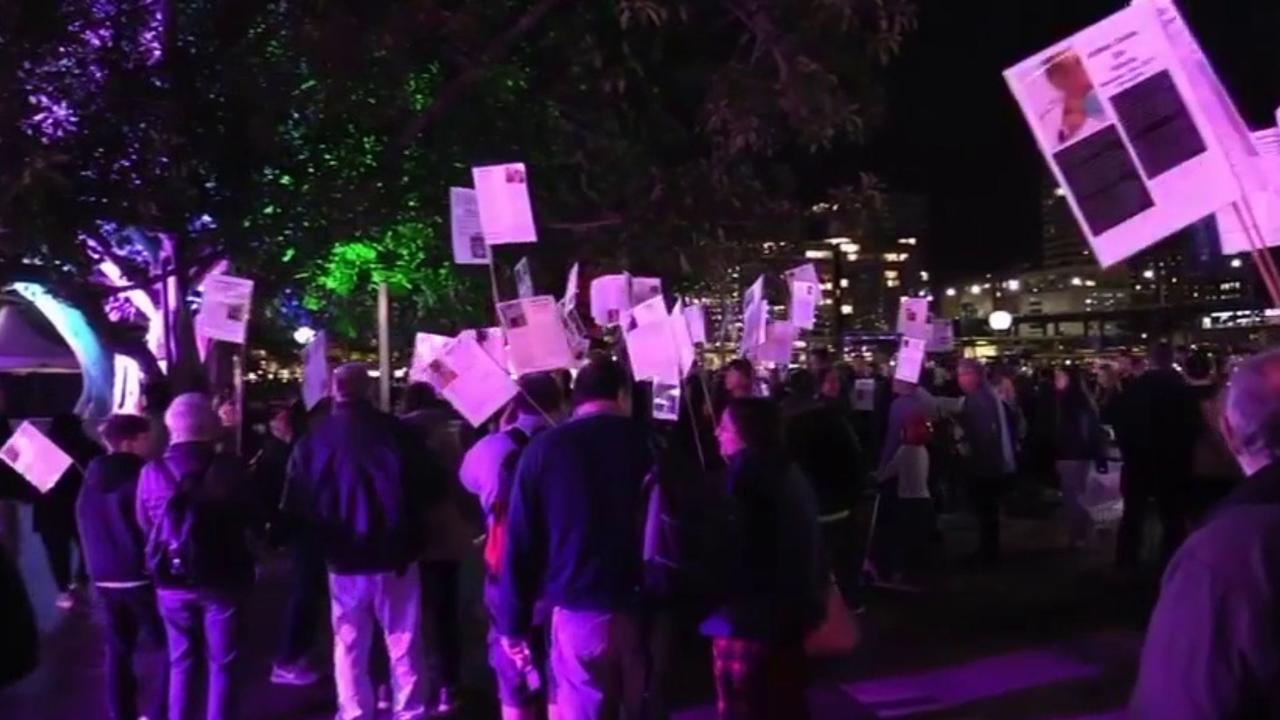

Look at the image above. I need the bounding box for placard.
[625,319,681,385]
[741,275,767,355]
[409,333,453,384]
[630,277,663,305]
[784,263,822,330]
[590,274,632,326]
[630,295,668,329]
[897,297,930,340]
[425,333,519,427]
[894,336,926,384]
[563,262,580,311]
[926,319,955,353]
[515,257,534,299]
[0,421,74,494]
[1214,128,1280,254]
[670,299,697,378]
[498,296,575,374]
[472,163,537,245]
[449,187,489,264]
[1004,2,1240,266]
[652,381,681,422]
[852,378,876,412]
[198,274,255,344]
[754,320,796,366]
[301,331,329,410]
[683,303,707,344]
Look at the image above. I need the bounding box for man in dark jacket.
[286,363,440,720]
[957,360,1019,563]
[78,414,167,720]
[137,392,260,720]
[1114,342,1201,567]
[1130,348,1280,718]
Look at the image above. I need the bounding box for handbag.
[804,577,861,658]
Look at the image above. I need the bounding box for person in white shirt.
[875,411,934,583]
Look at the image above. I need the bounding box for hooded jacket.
[76,452,149,585]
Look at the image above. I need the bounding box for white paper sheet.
[741,275,767,356]
[473,327,512,374]
[0,421,74,493]
[682,303,707,344]
[590,274,632,327]
[652,381,681,422]
[563,262,580,311]
[449,187,490,265]
[301,331,329,410]
[926,319,955,353]
[754,321,796,366]
[198,274,254,344]
[897,298,931,340]
[498,296,575,374]
[852,378,876,412]
[630,295,668,329]
[426,333,518,427]
[626,319,681,385]
[409,333,453,384]
[670,300,696,378]
[1004,2,1240,266]
[630,277,663,305]
[895,336,927,384]
[472,163,537,245]
[789,281,820,330]
[515,257,534,299]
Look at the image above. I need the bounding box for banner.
[590,274,632,326]
[498,296,575,374]
[1004,2,1240,266]
[515,257,534,299]
[449,187,489,264]
[784,263,821,330]
[741,275,767,356]
[897,297,930,340]
[894,336,926,384]
[409,333,453,384]
[301,331,329,410]
[198,274,254,344]
[0,421,74,493]
[472,163,537,245]
[425,333,518,428]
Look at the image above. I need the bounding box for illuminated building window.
[805,250,833,260]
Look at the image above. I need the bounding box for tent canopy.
[0,301,79,373]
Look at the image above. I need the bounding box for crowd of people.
[1,339,1279,719]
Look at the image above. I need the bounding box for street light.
[1142,269,1155,280]
[988,310,1014,331]
[1070,276,1084,287]
[1231,257,1244,269]
[293,326,317,345]
[945,287,957,297]
[969,284,982,295]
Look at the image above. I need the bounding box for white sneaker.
[55,592,75,610]
[376,684,391,710]
[270,663,321,686]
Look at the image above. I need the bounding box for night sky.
[869,0,1280,281]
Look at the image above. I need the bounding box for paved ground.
[2,500,1161,719]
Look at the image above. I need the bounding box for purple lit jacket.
[1129,463,1280,719]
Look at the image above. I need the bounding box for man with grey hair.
[1130,349,1280,717]
[286,362,441,720]
[137,391,260,720]
[956,359,1018,564]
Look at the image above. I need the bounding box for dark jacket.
[1114,369,1199,480]
[76,452,149,585]
[1130,462,1280,718]
[1048,394,1106,462]
[34,432,102,536]
[782,397,864,516]
[700,449,824,641]
[496,411,652,637]
[959,385,1017,478]
[0,545,37,688]
[286,401,440,575]
[136,441,259,590]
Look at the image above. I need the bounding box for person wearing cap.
[136,392,260,720]
[1130,348,1280,717]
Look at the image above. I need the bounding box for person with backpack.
[136,393,261,720]
[284,363,442,720]
[78,414,167,720]
[459,373,563,720]
[495,358,653,720]
[703,397,825,720]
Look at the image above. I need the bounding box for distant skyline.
[865,0,1280,282]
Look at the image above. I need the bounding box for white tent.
[0,302,79,373]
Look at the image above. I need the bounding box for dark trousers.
[420,560,461,692]
[819,515,860,606]
[872,496,933,579]
[1117,469,1189,568]
[99,585,168,720]
[969,475,1011,562]
[277,537,327,665]
[157,588,244,720]
[40,526,87,592]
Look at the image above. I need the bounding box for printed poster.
[472,163,537,245]
[897,297,930,340]
[682,303,707,344]
[670,299,697,378]
[1004,2,1240,266]
[852,378,877,412]
[927,319,955,353]
[498,296,575,374]
[652,381,681,422]
[590,274,632,327]
[424,333,518,428]
[625,319,681,385]
[740,275,767,356]
[0,421,74,493]
[409,333,453,384]
[198,274,254,344]
[630,277,663,305]
[895,336,927,384]
[301,331,329,410]
[449,187,489,265]
[753,321,796,366]
[515,257,534,299]
[784,263,821,330]
[630,295,668,329]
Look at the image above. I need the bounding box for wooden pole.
[377,282,391,411]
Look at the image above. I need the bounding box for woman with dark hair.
[1048,367,1107,549]
[703,397,824,720]
[40,413,104,608]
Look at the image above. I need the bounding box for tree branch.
[543,215,625,232]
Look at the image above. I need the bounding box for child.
[876,412,934,583]
[75,414,167,720]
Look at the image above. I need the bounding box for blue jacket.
[495,411,652,637]
[1130,462,1280,718]
[959,385,1017,478]
[77,452,148,585]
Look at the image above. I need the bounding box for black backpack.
[145,460,236,587]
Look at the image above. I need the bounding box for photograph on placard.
[499,302,529,330]
[897,297,930,340]
[410,332,453,383]
[1029,50,1111,149]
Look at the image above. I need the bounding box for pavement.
[1,500,1161,720]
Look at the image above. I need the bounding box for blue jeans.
[156,588,245,720]
[98,585,168,720]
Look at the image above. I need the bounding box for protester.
[137,392,260,720]
[723,359,756,401]
[459,373,564,720]
[876,410,934,583]
[0,386,30,559]
[0,535,38,690]
[496,358,652,720]
[704,397,824,720]
[1129,348,1280,717]
[1184,351,1242,527]
[1114,342,1200,567]
[956,360,1019,564]
[285,363,439,720]
[1045,367,1107,549]
[40,412,103,608]
[400,381,474,716]
[1094,363,1123,426]
[780,369,864,604]
[77,414,167,720]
